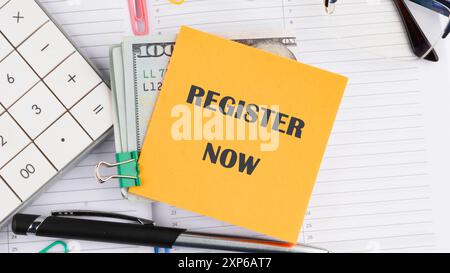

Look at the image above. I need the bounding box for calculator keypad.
[0,0,112,224]
[0,144,56,200]
[0,33,12,61]
[18,22,75,77]
[0,1,9,9]
[0,51,39,108]
[0,177,21,221]
[71,83,113,139]
[45,52,102,108]
[0,113,30,168]
[35,113,93,170]
[0,0,48,47]
[9,82,65,139]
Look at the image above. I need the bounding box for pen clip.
[52,210,154,226]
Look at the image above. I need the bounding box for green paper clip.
[39,241,69,253]
[95,151,141,188]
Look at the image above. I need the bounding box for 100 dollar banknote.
[119,34,298,152]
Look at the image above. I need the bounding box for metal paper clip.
[95,159,137,184]
[95,151,141,188]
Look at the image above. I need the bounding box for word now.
[202,143,261,175]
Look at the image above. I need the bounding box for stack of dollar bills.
[110,36,176,158]
[109,33,298,189]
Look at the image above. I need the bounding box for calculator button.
[17,22,75,77]
[0,113,30,168]
[0,0,49,47]
[35,113,92,170]
[0,51,39,108]
[71,83,112,139]
[45,52,102,108]
[0,34,13,61]
[9,82,65,139]
[0,177,21,221]
[0,144,56,200]
[0,0,10,8]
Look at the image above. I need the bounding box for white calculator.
[0,0,112,226]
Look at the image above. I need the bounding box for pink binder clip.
[128,0,149,36]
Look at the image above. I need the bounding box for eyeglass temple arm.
[437,0,450,38]
[436,0,450,38]
[393,0,439,61]
[410,0,450,38]
[410,0,450,15]
[444,23,450,38]
[331,0,450,38]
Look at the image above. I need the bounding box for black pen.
[12,211,329,253]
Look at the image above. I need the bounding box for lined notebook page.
[149,0,435,253]
[38,0,131,79]
[0,1,153,253]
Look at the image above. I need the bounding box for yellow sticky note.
[130,26,348,243]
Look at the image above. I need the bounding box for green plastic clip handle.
[115,151,141,188]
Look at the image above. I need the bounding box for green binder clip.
[95,151,141,188]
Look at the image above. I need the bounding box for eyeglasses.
[323,0,450,62]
